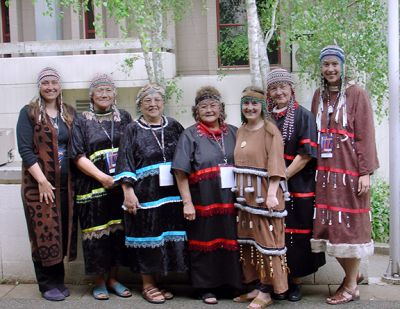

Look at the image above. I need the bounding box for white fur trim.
[234,203,287,218]
[236,197,246,202]
[310,239,374,258]
[233,167,268,177]
[245,187,255,193]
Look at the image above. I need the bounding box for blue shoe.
[108,281,132,298]
[42,288,65,301]
[93,284,109,300]
[59,285,70,297]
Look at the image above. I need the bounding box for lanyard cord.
[210,132,227,164]
[143,116,166,162]
[326,91,339,129]
[98,116,115,148]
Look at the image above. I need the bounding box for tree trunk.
[152,0,165,87]
[246,0,262,88]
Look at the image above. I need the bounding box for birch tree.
[49,0,191,90]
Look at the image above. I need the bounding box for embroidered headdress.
[316,45,347,138]
[85,73,120,122]
[136,83,165,108]
[266,68,296,144]
[240,86,266,123]
[36,67,66,124]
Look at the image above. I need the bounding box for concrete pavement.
[0,252,399,308]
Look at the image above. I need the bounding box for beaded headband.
[195,94,221,105]
[37,67,60,85]
[319,45,345,63]
[136,83,165,107]
[266,68,294,88]
[240,87,267,123]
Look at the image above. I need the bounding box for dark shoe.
[288,284,302,302]
[271,291,287,300]
[42,288,65,301]
[201,292,218,305]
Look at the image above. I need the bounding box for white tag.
[159,163,174,187]
[220,165,235,189]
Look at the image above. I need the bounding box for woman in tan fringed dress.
[310,45,379,305]
[233,87,288,309]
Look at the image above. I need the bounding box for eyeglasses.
[198,101,220,110]
[142,97,164,105]
[94,87,114,95]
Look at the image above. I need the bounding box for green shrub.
[370,177,390,243]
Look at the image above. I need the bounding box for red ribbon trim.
[284,154,295,161]
[299,138,318,148]
[195,203,236,217]
[319,128,355,138]
[317,166,359,177]
[189,166,220,184]
[188,238,239,252]
[285,228,312,234]
[315,204,370,214]
[290,192,315,198]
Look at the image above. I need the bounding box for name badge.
[219,164,235,189]
[159,163,174,187]
[105,149,118,174]
[320,134,334,158]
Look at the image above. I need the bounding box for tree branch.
[264,0,279,45]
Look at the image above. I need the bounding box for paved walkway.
[0,253,399,308]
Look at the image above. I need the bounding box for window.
[217,0,280,68]
[84,0,95,39]
[1,0,10,43]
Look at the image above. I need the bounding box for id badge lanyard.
[211,132,234,189]
[100,117,118,173]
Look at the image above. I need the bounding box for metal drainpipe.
[383,0,400,284]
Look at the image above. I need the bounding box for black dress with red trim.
[274,104,326,277]
[172,122,242,290]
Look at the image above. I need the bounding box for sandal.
[201,292,218,305]
[247,297,273,309]
[142,286,165,304]
[160,289,174,300]
[233,292,256,303]
[326,286,360,305]
[92,284,109,300]
[336,273,364,293]
[107,281,132,298]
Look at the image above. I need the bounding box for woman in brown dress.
[310,45,379,305]
[233,87,288,309]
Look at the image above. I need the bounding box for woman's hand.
[266,195,279,210]
[123,189,140,215]
[99,173,114,189]
[183,201,196,221]
[358,174,371,196]
[38,179,55,204]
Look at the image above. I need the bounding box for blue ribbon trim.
[139,196,182,209]
[125,231,187,248]
[114,171,137,181]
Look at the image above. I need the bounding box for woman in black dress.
[71,74,132,300]
[116,84,187,304]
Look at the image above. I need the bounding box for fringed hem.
[310,238,374,258]
[238,239,287,256]
[82,223,123,241]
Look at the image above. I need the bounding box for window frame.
[1,0,10,43]
[216,0,281,69]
